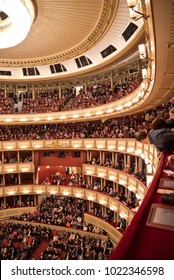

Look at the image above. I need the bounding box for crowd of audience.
[0,192,119,260]
[41,171,140,211]
[12,195,128,232]
[40,231,113,260]
[0,102,173,141]
[0,74,141,114]
[64,75,141,111]
[88,157,146,184]
[0,222,51,260]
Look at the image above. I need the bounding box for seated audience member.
[135,128,174,152]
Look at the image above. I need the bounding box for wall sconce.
[142,68,153,81]
[109,175,116,181]
[85,113,91,117]
[86,143,92,149]
[127,0,149,20]
[47,116,53,121]
[73,114,79,119]
[127,147,134,153]
[107,145,115,150]
[138,44,153,61]
[119,179,127,186]
[34,117,40,122]
[141,81,147,91]
[99,199,106,205]
[106,108,113,113]
[98,172,105,177]
[60,115,66,120]
[116,105,123,111]
[86,170,93,175]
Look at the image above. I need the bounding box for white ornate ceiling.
[0,0,173,118]
[0,0,144,80]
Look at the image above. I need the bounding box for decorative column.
[58,81,61,98]
[84,77,87,94]
[110,70,114,90]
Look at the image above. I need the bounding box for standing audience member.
[135,128,174,152]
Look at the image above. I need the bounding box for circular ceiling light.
[0,0,36,49]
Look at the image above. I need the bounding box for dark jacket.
[148,128,174,151]
[166,118,174,129]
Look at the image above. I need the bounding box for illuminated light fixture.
[34,144,41,148]
[98,172,105,177]
[86,170,93,175]
[34,117,40,122]
[138,91,143,98]
[8,191,15,195]
[119,212,128,219]
[88,196,94,201]
[147,164,153,174]
[60,115,66,120]
[5,118,12,122]
[106,108,113,113]
[119,213,124,219]
[136,193,141,199]
[6,145,13,150]
[128,185,136,192]
[21,145,27,149]
[142,68,147,79]
[138,43,146,59]
[23,189,29,194]
[73,114,79,119]
[108,145,115,150]
[141,91,145,98]
[144,157,149,164]
[20,118,27,122]
[142,68,152,81]
[96,111,102,115]
[0,0,36,49]
[63,191,69,196]
[132,97,139,103]
[99,199,106,205]
[36,189,43,194]
[118,146,125,151]
[116,105,123,111]
[127,0,149,21]
[47,116,53,121]
[76,193,82,198]
[50,190,56,195]
[141,153,145,159]
[97,144,104,149]
[86,143,92,149]
[124,101,132,107]
[119,179,126,186]
[21,167,29,172]
[141,81,146,91]
[85,113,91,117]
[7,168,14,172]
[135,149,142,155]
[127,147,134,153]
[138,43,153,61]
[109,175,116,181]
[46,166,50,169]
[110,206,117,211]
[73,143,80,148]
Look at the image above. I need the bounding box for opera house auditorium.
[0,0,174,260]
